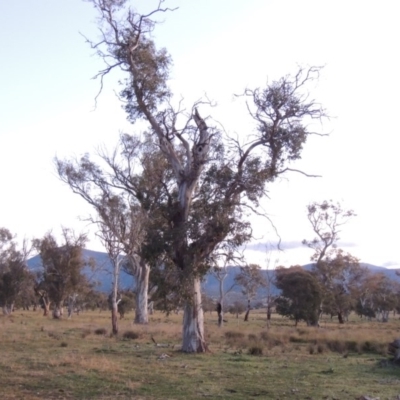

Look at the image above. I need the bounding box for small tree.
[275,266,322,326]
[366,273,398,322]
[303,200,356,323]
[228,301,246,319]
[0,228,33,315]
[209,247,241,327]
[315,249,364,323]
[235,264,265,321]
[33,229,89,319]
[57,135,169,325]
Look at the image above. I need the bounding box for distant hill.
[27,249,135,292]
[27,250,400,296]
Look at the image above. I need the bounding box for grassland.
[0,309,399,399]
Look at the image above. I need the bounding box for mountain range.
[27,249,400,298]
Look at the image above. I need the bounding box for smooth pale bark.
[42,300,51,316]
[2,304,13,315]
[111,258,120,334]
[182,278,207,353]
[111,301,119,334]
[134,263,150,324]
[67,294,78,318]
[53,303,62,319]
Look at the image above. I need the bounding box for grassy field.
[0,309,399,399]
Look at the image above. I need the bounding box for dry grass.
[0,309,399,399]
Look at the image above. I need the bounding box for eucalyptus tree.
[33,229,89,319]
[315,249,365,323]
[303,200,358,323]
[68,0,328,352]
[235,264,265,321]
[209,247,241,327]
[57,135,169,324]
[0,228,32,315]
[275,265,322,326]
[303,200,355,265]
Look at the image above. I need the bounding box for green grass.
[0,310,399,399]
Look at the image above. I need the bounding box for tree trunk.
[42,298,51,316]
[182,278,207,353]
[111,300,119,334]
[217,302,223,327]
[244,298,251,322]
[2,304,13,315]
[338,311,344,324]
[134,263,150,324]
[67,294,78,318]
[217,275,225,327]
[110,256,121,334]
[53,303,62,319]
[382,310,389,323]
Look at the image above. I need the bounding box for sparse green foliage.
[33,228,90,318]
[235,264,265,321]
[303,200,361,323]
[303,200,355,264]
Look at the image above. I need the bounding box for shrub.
[94,328,107,336]
[326,339,346,354]
[123,330,139,340]
[248,345,263,356]
[225,331,244,340]
[81,329,91,339]
[317,343,325,354]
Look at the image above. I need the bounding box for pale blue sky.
[1,1,399,268]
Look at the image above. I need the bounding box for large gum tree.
[62,0,327,352]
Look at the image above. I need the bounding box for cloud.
[382,261,400,268]
[245,241,304,252]
[245,240,358,253]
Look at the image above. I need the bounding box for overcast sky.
[1,0,399,268]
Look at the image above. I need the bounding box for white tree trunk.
[182,277,207,353]
[2,304,13,315]
[53,303,62,319]
[111,257,121,334]
[134,263,150,324]
[111,300,119,334]
[67,294,78,318]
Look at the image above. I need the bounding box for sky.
[1,0,399,269]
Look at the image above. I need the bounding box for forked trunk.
[182,278,207,353]
[134,263,150,324]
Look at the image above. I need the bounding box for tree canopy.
[57,0,328,352]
